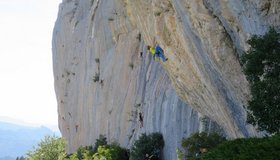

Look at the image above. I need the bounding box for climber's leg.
[155,45,167,62]
[158,52,167,62]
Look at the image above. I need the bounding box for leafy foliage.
[93,73,100,82]
[201,134,280,160]
[241,27,280,133]
[66,135,107,160]
[26,135,66,160]
[130,133,164,160]
[176,148,184,160]
[66,146,95,160]
[181,132,226,159]
[92,134,107,153]
[92,143,129,160]
[66,135,128,160]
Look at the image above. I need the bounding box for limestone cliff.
[52,0,279,159]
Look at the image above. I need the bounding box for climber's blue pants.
[155,45,167,62]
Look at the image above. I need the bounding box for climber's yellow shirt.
[149,47,156,55]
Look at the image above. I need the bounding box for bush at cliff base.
[66,135,107,159]
[66,144,129,160]
[66,146,95,160]
[181,132,226,159]
[200,134,280,160]
[66,135,129,160]
[92,143,129,160]
[92,134,107,153]
[241,27,280,134]
[130,133,164,160]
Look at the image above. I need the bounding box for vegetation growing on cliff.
[65,133,164,160]
[66,135,128,160]
[180,132,226,159]
[180,132,280,159]
[130,133,164,160]
[92,144,129,160]
[200,134,280,160]
[26,133,165,160]
[241,27,280,134]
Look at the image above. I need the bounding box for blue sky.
[0,0,61,131]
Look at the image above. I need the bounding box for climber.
[147,45,168,62]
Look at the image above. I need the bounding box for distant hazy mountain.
[0,156,14,160]
[0,121,59,159]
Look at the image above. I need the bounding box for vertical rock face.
[52,0,279,159]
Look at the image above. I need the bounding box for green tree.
[93,143,129,160]
[26,135,66,160]
[65,135,128,160]
[201,134,280,160]
[130,133,164,160]
[67,146,95,160]
[67,134,107,160]
[181,132,226,159]
[241,27,280,134]
[92,134,107,153]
